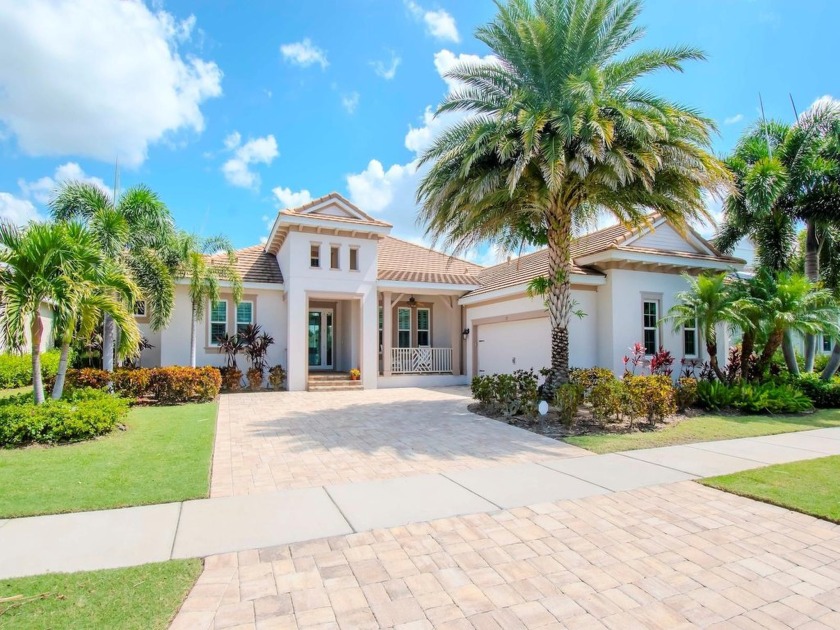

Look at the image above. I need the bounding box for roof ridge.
[383,235,483,271]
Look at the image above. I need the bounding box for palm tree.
[174,232,242,368]
[0,222,102,403]
[665,272,739,381]
[49,182,176,371]
[416,0,730,392]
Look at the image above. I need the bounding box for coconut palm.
[0,221,102,403]
[49,182,176,371]
[174,232,242,368]
[665,272,740,381]
[416,0,730,392]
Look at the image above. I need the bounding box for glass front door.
[308,309,334,370]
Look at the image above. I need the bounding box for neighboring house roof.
[278,192,392,229]
[377,236,483,286]
[209,245,284,285]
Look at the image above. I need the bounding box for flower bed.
[61,367,222,404]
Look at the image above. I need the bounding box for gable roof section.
[278,192,392,229]
[469,249,603,297]
[377,236,483,286]
[209,245,284,285]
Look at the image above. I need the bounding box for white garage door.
[477,317,551,375]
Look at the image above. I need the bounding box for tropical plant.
[665,272,740,381]
[49,181,177,371]
[173,232,242,367]
[416,0,730,395]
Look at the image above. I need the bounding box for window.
[133,301,146,317]
[378,306,383,353]
[236,301,253,335]
[330,245,340,269]
[349,247,359,271]
[310,243,321,268]
[683,317,698,358]
[642,300,659,355]
[209,300,227,346]
[824,335,833,353]
[417,308,430,347]
[397,307,411,348]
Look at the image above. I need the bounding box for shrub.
[148,367,221,404]
[219,366,242,392]
[553,383,583,427]
[470,370,538,417]
[798,376,840,409]
[697,380,813,414]
[569,367,615,393]
[471,375,495,405]
[624,375,676,425]
[0,350,62,389]
[813,354,830,374]
[0,388,130,447]
[112,368,152,399]
[675,377,698,412]
[589,378,627,425]
[268,365,286,391]
[65,367,111,391]
[512,369,539,416]
[697,380,737,410]
[246,367,263,391]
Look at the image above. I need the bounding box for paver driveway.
[210,387,586,497]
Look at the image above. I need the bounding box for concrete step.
[307,382,363,392]
[308,372,352,381]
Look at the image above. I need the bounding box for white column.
[287,288,307,391]
[382,291,392,377]
[450,302,461,375]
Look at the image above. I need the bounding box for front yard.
[0,560,201,629]
[563,408,840,454]
[0,401,217,518]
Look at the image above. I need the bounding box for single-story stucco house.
[127,192,768,391]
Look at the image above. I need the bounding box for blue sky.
[0,0,837,262]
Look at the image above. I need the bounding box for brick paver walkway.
[210,388,586,497]
[172,481,840,629]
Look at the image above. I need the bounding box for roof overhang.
[576,247,745,272]
[265,214,391,254]
[459,274,607,306]
[376,280,480,295]
[175,278,284,291]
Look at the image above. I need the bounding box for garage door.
[476,317,550,375]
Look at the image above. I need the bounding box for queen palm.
[417,0,730,391]
[0,222,102,403]
[50,182,177,371]
[174,232,242,368]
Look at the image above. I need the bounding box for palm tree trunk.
[782,331,800,377]
[51,341,72,400]
[803,220,819,372]
[102,313,115,372]
[31,313,44,405]
[544,210,573,396]
[822,341,840,381]
[741,330,755,381]
[706,340,726,382]
[190,308,198,368]
[757,328,784,377]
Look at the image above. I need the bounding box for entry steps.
[307,371,363,392]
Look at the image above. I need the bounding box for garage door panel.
[477,318,550,375]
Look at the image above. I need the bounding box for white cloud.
[724,113,744,125]
[404,1,460,43]
[0,192,42,226]
[280,38,328,69]
[272,186,312,209]
[347,159,420,216]
[221,133,279,190]
[0,0,222,167]
[18,162,110,205]
[341,92,360,114]
[371,52,402,80]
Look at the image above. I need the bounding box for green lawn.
[564,408,840,454]
[0,560,201,629]
[0,386,32,400]
[702,456,840,524]
[0,401,217,518]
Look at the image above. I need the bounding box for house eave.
[576,248,746,271]
[376,280,479,294]
[459,274,607,306]
[175,278,284,291]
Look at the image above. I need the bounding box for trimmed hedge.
[798,376,840,409]
[0,350,61,389]
[63,367,222,404]
[0,388,130,447]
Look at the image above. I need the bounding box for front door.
[308,309,334,370]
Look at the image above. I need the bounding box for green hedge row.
[59,367,222,404]
[0,350,61,389]
[798,376,840,408]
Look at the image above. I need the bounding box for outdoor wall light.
[462,328,470,340]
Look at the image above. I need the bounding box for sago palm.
[665,272,739,381]
[0,222,101,403]
[49,182,176,371]
[174,232,242,368]
[417,0,730,391]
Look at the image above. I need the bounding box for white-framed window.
[417,308,430,347]
[823,335,833,353]
[642,299,659,355]
[310,243,321,268]
[349,247,359,271]
[133,301,146,317]
[397,307,411,348]
[236,301,253,335]
[330,245,340,270]
[683,317,698,358]
[209,300,227,346]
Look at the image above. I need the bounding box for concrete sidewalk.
[2,427,840,580]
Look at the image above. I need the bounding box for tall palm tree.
[0,222,102,403]
[49,182,176,371]
[174,232,242,368]
[417,0,730,392]
[665,272,739,382]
